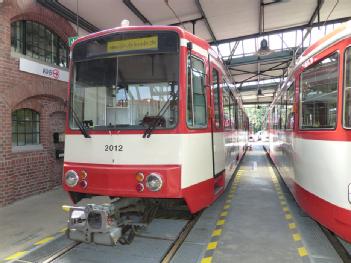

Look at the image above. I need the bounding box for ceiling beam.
[308,0,324,26]
[238,83,278,92]
[169,16,204,26]
[242,101,273,105]
[210,16,351,45]
[123,0,152,25]
[37,0,100,33]
[226,50,294,67]
[195,0,217,43]
[238,61,288,83]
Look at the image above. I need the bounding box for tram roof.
[38,0,351,105]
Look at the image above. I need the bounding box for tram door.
[210,66,225,179]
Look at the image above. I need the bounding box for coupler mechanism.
[63,198,155,246]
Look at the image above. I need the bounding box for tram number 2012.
[104,145,123,152]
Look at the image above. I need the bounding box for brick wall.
[0,0,76,206]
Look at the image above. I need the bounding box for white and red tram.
[267,21,351,242]
[62,25,248,244]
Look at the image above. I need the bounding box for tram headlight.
[65,170,79,187]
[145,173,163,192]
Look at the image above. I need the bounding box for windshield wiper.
[70,103,91,138]
[143,91,177,138]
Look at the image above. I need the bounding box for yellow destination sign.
[107,36,158,52]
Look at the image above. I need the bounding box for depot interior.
[1,0,351,262]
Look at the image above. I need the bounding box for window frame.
[11,20,69,68]
[186,55,208,129]
[299,51,339,131]
[12,108,40,147]
[342,45,351,129]
[212,67,222,129]
[286,82,295,131]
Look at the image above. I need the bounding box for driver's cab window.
[187,56,207,128]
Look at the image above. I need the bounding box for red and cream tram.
[62,25,248,245]
[267,21,351,242]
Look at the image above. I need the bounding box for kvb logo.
[43,68,60,79]
[52,69,59,79]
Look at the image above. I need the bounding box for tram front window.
[70,53,179,130]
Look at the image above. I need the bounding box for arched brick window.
[11,20,68,68]
[12,108,40,146]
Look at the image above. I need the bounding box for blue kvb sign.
[19,58,68,82]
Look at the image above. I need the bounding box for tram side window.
[273,105,279,130]
[223,87,231,129]
[344,47,351,128]
[187,57,207,128]
[280,94,287,130]
[300,52,338,129]
[286,82,295,130]
[212,69,221,128]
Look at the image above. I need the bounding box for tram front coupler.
[63,198,149,246]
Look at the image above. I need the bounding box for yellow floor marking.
[285,214,292,220]
[223,204,230,209]
[298,247,308,257]
[59,227,67,233]
[227,194,234,198]
[34,236,55,245]
[282,207,289,212]
[293,233,301,241]
[212,229,222,237]
[220,211,228,217]
[288,223,296,229]
[5,251,28,260]
[278,195,285,200]
[216,219,225,226]
[280,201,287,205]
[201,257,212,263]
[225,200,231,204]
[207,241,218,250]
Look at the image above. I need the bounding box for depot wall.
[0,0,76,206]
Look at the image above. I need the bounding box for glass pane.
[192,58,206,127]
[344,47,351,127]
[300,53,338,129]
[33,112,39,121]
[223,87,231,129]
[73,53,179,130]
[12,133,17,146]
[24,109,32,121]
[17,109,25,121]
[25,133,33,144]
[33,133,39,144]
[18,121,25,133]
[286,83,295,130]
[212,69,221,128]
[25,121,33,132]
[18,134,25,146]
[12,121,17,133]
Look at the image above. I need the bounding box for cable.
[323,0,339,28]
[164,0,186,29]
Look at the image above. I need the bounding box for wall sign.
[19,58,69,82]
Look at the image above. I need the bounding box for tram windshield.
[69,32,179,130]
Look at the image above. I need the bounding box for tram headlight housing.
[145,173,163,192]
[65,170,79,187]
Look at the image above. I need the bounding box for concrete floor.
[0,143,345,262]
[0,187,110,260]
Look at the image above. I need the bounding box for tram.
[62,24,248,245]
[267,21,351,242]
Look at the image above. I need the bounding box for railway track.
[320,225,351,263]
[14,210,200,263]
